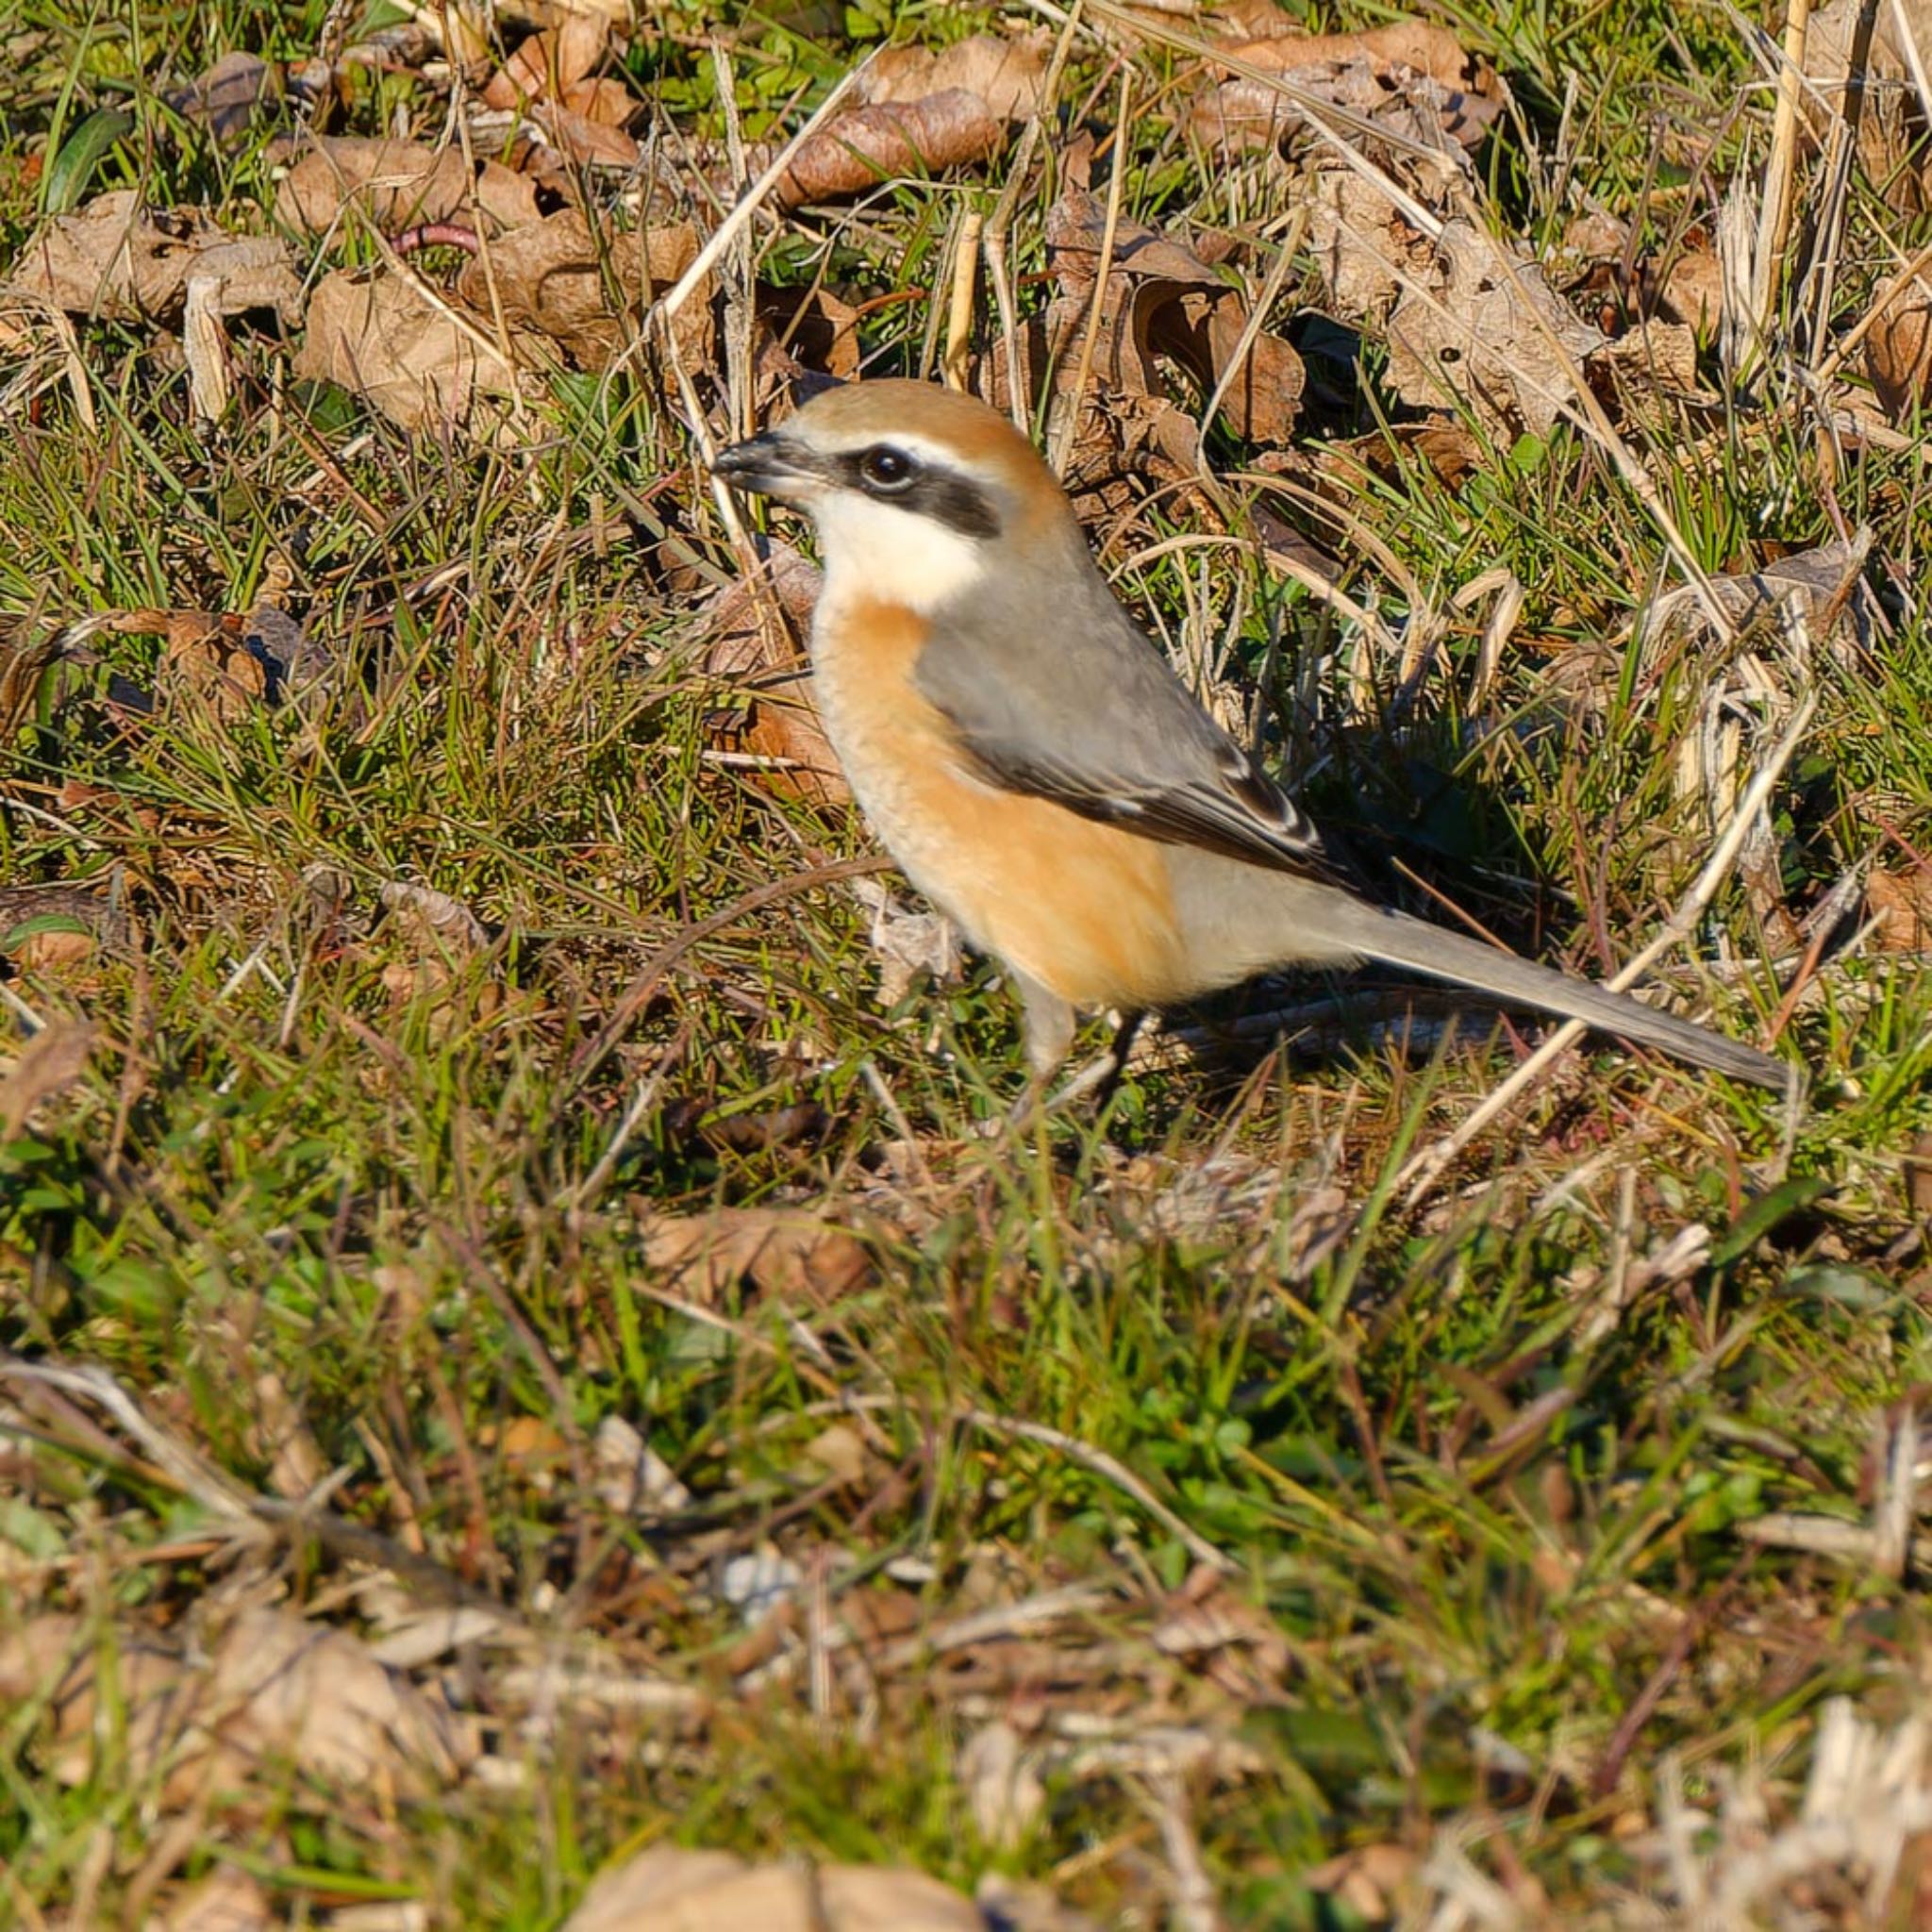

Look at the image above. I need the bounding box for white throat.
[810,491,986,617]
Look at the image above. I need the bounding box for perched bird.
[711,379,1791,1099]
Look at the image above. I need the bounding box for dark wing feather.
[911,537,1359,888]
[945,715,1359,890]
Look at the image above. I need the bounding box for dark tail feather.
[1327,904,1795,1094]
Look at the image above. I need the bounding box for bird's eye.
[858,444,917,491]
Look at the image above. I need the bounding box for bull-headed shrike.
[711,379,1792,1102]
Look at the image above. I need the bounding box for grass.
[1,0,1931,1924]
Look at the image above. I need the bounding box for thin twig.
[1052,65,1132,476]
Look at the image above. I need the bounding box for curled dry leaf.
[562,1845,987,1932]
[481,14,609,111]
[1866,270,1932,421]
[162,49,280,145]
[1386,218,1605,437]
[773,92,1005,211]
[1189,20,1505,159]
[293,267,527,436]
[0,1018,94,1141]
[0,1608,475,1805]
[126,604,332,721]
[1638,532,1874,657]
[633,1206,872,1307]
[10,190,301,326]
[153,1866,275,1932]
[1806,0,1932,215]
[273,136,541,238]
[0,885,128,977]
[1867,868,1932,953]
[701,540,848,806]
[863,30,1049,122]
[454,212,708,370]
[1043,187,1306,446]
[851,875,963,1009]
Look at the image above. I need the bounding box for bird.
[710,378,1793,1103]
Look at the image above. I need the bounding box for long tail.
[1319,900,1795,1094]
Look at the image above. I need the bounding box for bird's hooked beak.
[710,431,823,507]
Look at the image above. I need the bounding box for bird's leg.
[1042,1008,1145,1115]
[1001,971,1076,1127]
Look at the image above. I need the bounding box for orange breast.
[810,594,1190,1009]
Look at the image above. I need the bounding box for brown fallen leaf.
[130,604,332,721]
[0,885,128,978]
[701,539,847,806]
[0,1018,93,1141]
[11,190,301,326]
[562,1845,986,1932]
[380,880,490,958]
[1866,269,1932,421]
[0,1607,475,1804]
[273,136,541,238]
[1868,867,1932,953]
[633,1206,872,1306]
[1386,217,1605,437]
[1189,19,1505,158]
[772,92,1006,211]
[481,14,608,111]
[1904,1130,1932,1219]
[1302,1843,1422,1922]
[1638,532,1874,656]
[1042,186,1305,446]
[162,49,281,145]
[453,212,708,370]
[152,1865,275,1932]
[1805,0,1932,215]
[864,30,1049,123]
[292,266,528,436]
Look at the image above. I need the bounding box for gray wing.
[914,554,1349,884]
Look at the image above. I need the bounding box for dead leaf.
[454,213,707,370]
[162,49,280,145]
[562,1846,986,1932]
[1866,269,1932,420]
[701,541,848,806]
[0,1608,475,1804]
[1386,217,1605,437]
[772,92,1006,211]
[756,282,864,383]
[1657,244,1724,341]
[482,15,608,109]
[1042,187,1305,445]
[863,30,1049,122]
[1189,20,1505,158]
[152,1865,275,1932]
[1588,317,1703,399]
[594,1412,692,1517]
[634,1207,872,1306]
[1806,0,1932,214]
[133,603,332,720]
[850,876,962,1008]
[11,190,300,326]
[273,137,541,238]
[379,881,488,957]
[292,266,527,436]
[1639,532,1874,656]
[1868,867,1932,952]
[0,1019,93,1141]
[1904,1130,1932,1218]
[250,1370,327,1503]
[1303,1843,1421,1922]
[959,1720,1045,1850]
[0,886,128,976]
